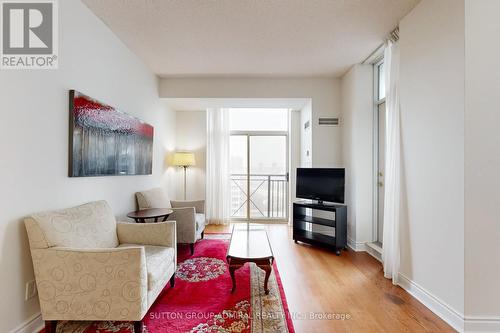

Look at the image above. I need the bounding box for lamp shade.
[172,152,196,167]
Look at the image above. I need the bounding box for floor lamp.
[172,152,196,200]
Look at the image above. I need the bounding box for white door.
[229,133,288,221]
[249,135,288,220]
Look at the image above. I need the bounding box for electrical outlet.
[25,280,37,301]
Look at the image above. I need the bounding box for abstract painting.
[69,90,154,177]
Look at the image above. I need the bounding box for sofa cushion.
[136,188,171,210]
[195,213,206,232]
[119,244,175,291]
[28,200,118,249]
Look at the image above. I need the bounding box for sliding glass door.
[228,108,289,222]
[230,133,288,221]
[250,135,288,219]
[376,101,386,244]
[229,135,248,219]
[374,59,386,245]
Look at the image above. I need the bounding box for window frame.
[228,108,290,222]
[372,57,385,244]
[374,58,386,105]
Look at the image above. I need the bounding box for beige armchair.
[135,188,206,255]
[24,200,176,333]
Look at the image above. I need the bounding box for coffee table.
[127,208,173,223]
[226,225,274,294]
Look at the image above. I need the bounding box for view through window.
[229,108,289,220]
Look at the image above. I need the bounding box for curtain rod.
[362,43,384,64]
[361,26,399,64]
[388,27,399,43]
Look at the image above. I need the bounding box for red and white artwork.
[69,90,154,177]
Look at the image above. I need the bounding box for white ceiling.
[83,0,419,78]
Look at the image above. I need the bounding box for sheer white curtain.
[382,40,401,283]
[206,108,231,225]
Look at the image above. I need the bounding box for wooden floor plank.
[205,223,456,333]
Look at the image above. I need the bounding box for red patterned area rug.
[47,234,295,333]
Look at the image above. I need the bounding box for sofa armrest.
[170,200,205,214]
[117,221,176,248]
[31,246,147,321]
[169,207,196,244]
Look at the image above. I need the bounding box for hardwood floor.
[206,223,455,333]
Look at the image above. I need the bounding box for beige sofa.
[24,200,176,333]
[136,188,206,255]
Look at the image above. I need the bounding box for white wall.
[159,77,342,167]
[399,0,465,323]
[174,110,207,201]
[0,1,175,332]
[465,0,500,326]
[299,101,313,167]
[289,110,301,220]
[340,64,374,247]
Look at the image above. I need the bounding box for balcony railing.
[230,173,288,219]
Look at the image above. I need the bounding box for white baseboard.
[347,238,367,252]
[464,316,500,332]
[397,273,464,332]
[11,313,43,333]
[347,239,382,262]
[343,246,498,333]
[364,243,382,262]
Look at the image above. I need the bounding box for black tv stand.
[293,200,347,255]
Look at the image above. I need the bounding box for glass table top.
[227,224,273,259]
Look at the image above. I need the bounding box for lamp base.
[183,166,187,200]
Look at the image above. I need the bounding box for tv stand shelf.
[295,215,336,228]
[293,201,347,255]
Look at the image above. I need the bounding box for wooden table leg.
[227,257,273,294]
[227,259,243,293]
[133,320,143,333]
[229,265,237,293]
[45,321,57,333]
[258,262,273,295]
[229,264,243,293]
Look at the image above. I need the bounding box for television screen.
[296,168,345,204]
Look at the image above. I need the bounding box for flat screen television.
[296,168,345,204]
